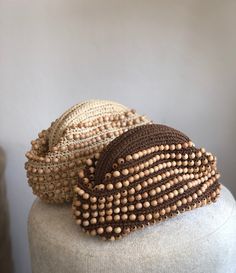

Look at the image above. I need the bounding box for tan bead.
[118,158,125,164]
[115,182,123,189]
[90,196,97,203]
[192,193,198,199]
[97,227,104,234]
[123,180,130,187]
[163,194,168,201]
[106,226,113,233]
[114,215,120,221]
[121,206,128,213]
[90,218,97,224]
[146,214,153,220]
[114,207,120,213]
[138,214,145,221]
[106,215,112,221]
[128,205,134,211]
[83,220,89,227]
[177,200,182,207]
[187,196,193,203]
[113,171,121,177]
[106,184,114,190]
[83,193,89,199]
[143,201,150,208]
[78,170,85,178]
[129,214,136,221]
[121,214,128,220]
[135,203,142,209]
[168,192,174,199]
[160,209,166,216]
[149,189,156,196]
[176,144,182,150]
[114,227,122,234]
[133,153,139,160]
[151,200,158,206]
[122,169,129,176]
[153,212,160,219]
[171,205,177,211]
[126,155,132,161]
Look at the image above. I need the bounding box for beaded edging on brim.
[73,124,221,240]
[25,100,151,203]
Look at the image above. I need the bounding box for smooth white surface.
[0,1,236,272]
[28,186,236,273]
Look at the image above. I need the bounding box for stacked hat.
[25,100,151,203]
[72,124,221,240]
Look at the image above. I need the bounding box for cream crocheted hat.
[25,100,151,203]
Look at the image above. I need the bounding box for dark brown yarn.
[73,124,221,240]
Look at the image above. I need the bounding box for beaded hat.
[73,124,221,240]
[25,100,150,203]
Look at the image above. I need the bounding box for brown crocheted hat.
[73,124,221,240]
[25,100,150,203]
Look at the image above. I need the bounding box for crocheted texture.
[25,100,150,203]
[73,124,221,240]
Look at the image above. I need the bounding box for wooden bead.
[153,212,160,219]
[133,153,139,160]
[121,214,128,220]
[106,226,113,233]
[115,182,123,189]
[106,184,114,190]
[135,203,142,209]
[90,218,97,224]
[122,169,129,176]
[146,214,153,220]
[86,159,93,166]
[113,171,121,177]
[126,155,132,161]
[143,201,150,208]
[114,227,122,234]
[151,200,158,206]
[97,227,104,234]
[82,193,89,199]
[138,215,145,221]
[118,158,125,164]
[176,144,182,150]
[129,214,136,221]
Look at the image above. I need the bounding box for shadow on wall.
[0,147,14,273]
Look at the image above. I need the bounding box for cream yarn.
[25,100,151,203]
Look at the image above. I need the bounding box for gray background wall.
[0,0,235,272]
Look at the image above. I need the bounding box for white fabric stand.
[28,185,236,273]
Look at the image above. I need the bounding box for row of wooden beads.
[64,116,147,140]
[30,112,145,152]
[92,158,217,192]
[65,110,138,130]
[110,148,214,176]
[106,187,221,241]
[77,172,218,221]
[78,165,218,203]
[75,185,220,237]
[75,169,218,211]
[74,174,218,226]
